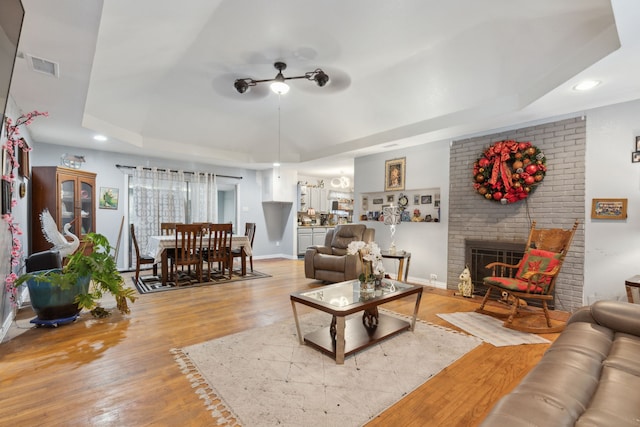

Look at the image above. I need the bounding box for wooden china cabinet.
[31,166,97,253]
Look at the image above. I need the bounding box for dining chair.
[232,222,256,273]
[202,223,233,280]
[160,222,182,272]
[130,224,157,281]
[172,223,203,285]
[160,222,181,235]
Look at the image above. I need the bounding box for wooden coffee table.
[290,279,423,364]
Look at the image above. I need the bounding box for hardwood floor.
[0,259,569,426]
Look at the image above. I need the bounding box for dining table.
[145,234,253,285]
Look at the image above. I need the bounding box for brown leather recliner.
[304,224,375,283]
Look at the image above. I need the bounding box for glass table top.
[299,279,413,307]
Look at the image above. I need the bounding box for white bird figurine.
[40,208,80,259]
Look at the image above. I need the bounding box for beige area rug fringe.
[171,347,241,426]
[171,310,480,425]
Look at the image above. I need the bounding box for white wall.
[584,98,640,302]
[355,139,450,286]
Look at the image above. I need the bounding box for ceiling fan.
[234,62,329,95]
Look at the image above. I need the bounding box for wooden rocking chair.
[476,220,579,333]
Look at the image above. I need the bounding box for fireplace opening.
[464,239,554,309]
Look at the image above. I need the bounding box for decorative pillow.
[515,248,562,286]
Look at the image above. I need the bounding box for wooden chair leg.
[135,264,141,281]
[542,300,553,328]
[503,294,520,327]
[478,286,493,310]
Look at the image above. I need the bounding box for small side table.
[381,250,411,282]
[624,275,640,304]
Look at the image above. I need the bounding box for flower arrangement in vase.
[347,240,385,289]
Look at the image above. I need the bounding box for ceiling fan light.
[234,79,249,94]
[314,70,329,87]
[271,81,290,94]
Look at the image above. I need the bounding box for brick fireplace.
[447,117,585,313]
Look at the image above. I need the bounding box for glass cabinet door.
[80,180,93,235]
[59,177,76,234]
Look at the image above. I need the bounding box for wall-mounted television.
[0,0,25,139]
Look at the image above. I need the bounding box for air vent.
[26,54,59,78]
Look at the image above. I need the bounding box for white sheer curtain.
[190,172,217,224]
[130,167,186,256]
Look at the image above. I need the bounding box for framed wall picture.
[385,157,406,191]
[372,198,383,205]
[18,138,30,179]
[362,196,369,210]
[421,195,432,204]
[591,198,627,220]
[386,194,394,203]
[413,194,420,205]
[1,180,11,215]
[99,187,119,209]
[2,147,10,177]
[636,136,640,151]
[632,151,640,163]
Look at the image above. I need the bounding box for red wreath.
[472,140,547,204]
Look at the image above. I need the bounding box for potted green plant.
[15,232,136,321]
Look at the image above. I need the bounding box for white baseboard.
[0,308,15,343]
[253,254,298,261]
[405,276,447,289]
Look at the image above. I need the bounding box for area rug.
[171,310,482,426]
[436,312,550,347]
[133,269,270,294]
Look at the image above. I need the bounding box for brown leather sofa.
[481,300,640,426]
[304,224,375,283]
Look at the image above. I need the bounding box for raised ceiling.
[9,0,640,178]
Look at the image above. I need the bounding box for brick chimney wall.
[447,117,586,312]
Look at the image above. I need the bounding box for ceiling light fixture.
[573,80,601,91]
[93,134,107,141]
[234,62,329,95]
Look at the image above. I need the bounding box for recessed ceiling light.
[93,135,108,141]
[573,80,601,91]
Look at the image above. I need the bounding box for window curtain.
[130,167,186,259]
[190,172,217,224]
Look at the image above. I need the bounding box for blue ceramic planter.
[26,269,90,321]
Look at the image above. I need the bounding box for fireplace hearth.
[464,239,554,309]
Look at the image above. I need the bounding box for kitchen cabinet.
[298,227,313,255]
[313,227,328,246]
[297,226,333,255]
[306,187,329,212]
[31,166,97,253]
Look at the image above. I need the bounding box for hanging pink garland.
[472,139,547,204]
[3,110,47,305]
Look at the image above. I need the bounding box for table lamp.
[383,205,401,254]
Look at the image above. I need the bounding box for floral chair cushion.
[483,248,562,294]
[515,248,562,285]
